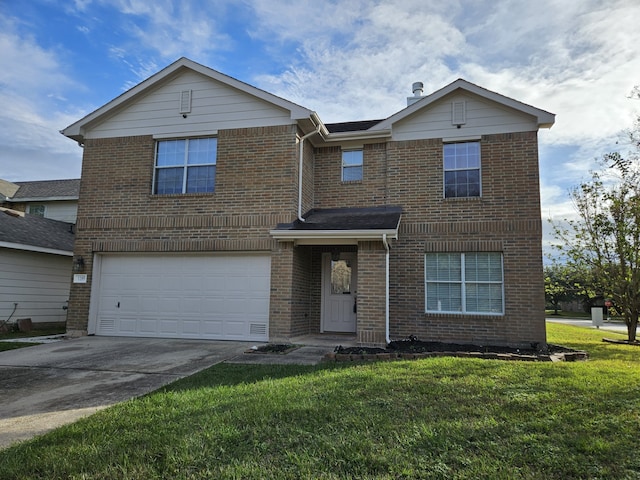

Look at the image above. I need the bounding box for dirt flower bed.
[326,336,587,362]
[245,344,300,354]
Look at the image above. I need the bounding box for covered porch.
[269,206,402,346]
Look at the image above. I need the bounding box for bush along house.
[61,58,555,348]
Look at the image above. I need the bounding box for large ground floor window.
[425,252,504,315]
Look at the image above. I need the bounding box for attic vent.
[179,90,192,114]
[452,101,466,126]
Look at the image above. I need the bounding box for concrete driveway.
[0,336,254,449]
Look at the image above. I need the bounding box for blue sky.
[0,0,638,248]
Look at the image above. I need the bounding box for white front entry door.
[321,252,357,333]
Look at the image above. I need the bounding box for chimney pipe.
[407,81,424,106]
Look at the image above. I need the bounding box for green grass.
[1,324,639,479]
[0,327,65,351]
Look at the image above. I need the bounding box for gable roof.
[61,57,320,143]
[0,208,74,255]
[0,179,20,198]
[370,78,555,132]
[9,179,80,201]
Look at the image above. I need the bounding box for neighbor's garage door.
[93,254,270,341]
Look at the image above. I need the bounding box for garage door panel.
[95,254,270,341]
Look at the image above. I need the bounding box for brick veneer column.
[356,240,387,346]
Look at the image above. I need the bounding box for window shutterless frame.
[424,252,504,315]
[443,141,481,198]
[341,149,363,182]
[153,137,217,194]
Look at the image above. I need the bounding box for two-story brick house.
[62,58,554,347]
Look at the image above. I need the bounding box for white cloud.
[103,0,233,61]
[0,14,83,181]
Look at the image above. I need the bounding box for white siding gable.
[391,91,540,142]
[86,70,295,139]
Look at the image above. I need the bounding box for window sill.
[150,192,216,198]
[341,180,363,185]
[441,196,482,202]
[425,311,504,318]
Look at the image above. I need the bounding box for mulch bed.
[245,344,300,354]
[326,336,587,362]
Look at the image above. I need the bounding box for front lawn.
[0,324,639,479]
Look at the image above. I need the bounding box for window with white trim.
[28,204,46,217]
[154,138,217,194]
[443,141,480,198]
[342,149,363,182]
[425,252,504,314]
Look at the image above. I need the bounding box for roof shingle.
[11,179,80,200]
[0,209,75,252]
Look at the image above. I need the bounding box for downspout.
[298,126,321,222]
[382,233,390,344]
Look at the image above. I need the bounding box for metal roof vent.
[407,81,424,106]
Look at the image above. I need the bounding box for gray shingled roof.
[324,120,383,133]
[11,179,80,200]
[276,206,403,231]
[0,209,75,253]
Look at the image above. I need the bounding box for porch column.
[269,242,295,341]
[357,240,387,346]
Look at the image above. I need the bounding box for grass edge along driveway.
[1,323,639,480]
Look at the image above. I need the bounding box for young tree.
[552,135,640,342]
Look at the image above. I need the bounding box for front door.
[321,252,357,333]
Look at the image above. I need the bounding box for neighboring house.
[0,208,75,328]
[61,57,554,347]
[1,179,80,223]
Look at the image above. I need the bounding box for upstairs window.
[28,204,45,217]
[154,138,217,194]
[425,252,504,315]
[342,149,363,182]
[443,141,480,198]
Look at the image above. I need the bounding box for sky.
[0,0,638,251]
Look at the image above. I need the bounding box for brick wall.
[67,126,301,334]
[310,131,546,347]
[313,143,388,209]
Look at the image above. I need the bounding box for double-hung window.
[425,252,504,314]
[154,138,217,194]
[443,141,480,198]
[342,149,363,182]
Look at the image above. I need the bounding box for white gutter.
[298,126,321,222]
[382,233,390,344]
[270,228,399,243]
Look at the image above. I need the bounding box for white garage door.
[93,254,270,341]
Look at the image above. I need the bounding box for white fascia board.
[371,78,555,131]
[270,229,399,244]
[61,57,317,142]
[9,196,78,202]
[0,241,73,257]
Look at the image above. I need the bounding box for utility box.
[591,307,604,328]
